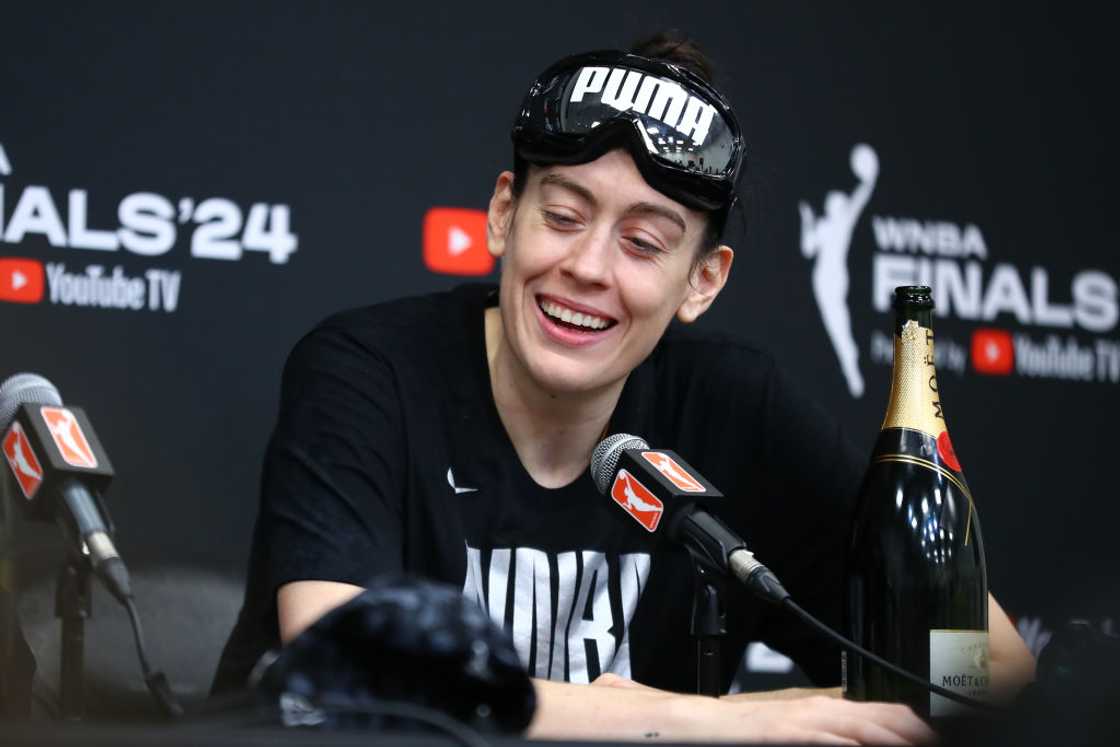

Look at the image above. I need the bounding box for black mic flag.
[591,433,789,604]
[590,432,722,534]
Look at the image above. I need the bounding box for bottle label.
[929,629,989,716]
[882,320,946,439]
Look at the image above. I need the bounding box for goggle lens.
[550,66,738,176]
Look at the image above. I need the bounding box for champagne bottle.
[844,286,989,719]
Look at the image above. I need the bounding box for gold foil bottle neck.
[881,319,947,437]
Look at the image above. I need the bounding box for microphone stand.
[1,481,36,718]
[52,487,117,722]
[55,552,91,720]
[688,560,726,697]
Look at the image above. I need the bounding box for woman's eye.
[543,210,577,227]
[626,236,663,255]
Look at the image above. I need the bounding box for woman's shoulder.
[277,284,491,390]
[654,324,778,387]
[296,284,490,356]
[318,283,489,339]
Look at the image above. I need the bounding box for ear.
[487,171,517,259]
[676,246,734,323]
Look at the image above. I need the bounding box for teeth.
[540,300,610,330]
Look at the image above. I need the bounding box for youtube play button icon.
[0,258,45,304]
[423,208,493,276]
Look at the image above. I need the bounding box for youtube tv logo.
[422,208,493,276]
[0,258,44,304]
[971,328,1014,375]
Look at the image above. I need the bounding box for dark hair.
[628,29,715,84]
[512,31,725,258]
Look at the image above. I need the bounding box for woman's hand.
[702,694,937,745]
[564,675,939,745]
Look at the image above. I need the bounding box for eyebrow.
[538,172,687,236]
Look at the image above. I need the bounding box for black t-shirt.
[213,284,864,694]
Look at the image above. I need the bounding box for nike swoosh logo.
[447,467,478,494]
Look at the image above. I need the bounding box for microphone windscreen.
[0,372,62,431]
[255,574,535,735]
[590,433,649,495]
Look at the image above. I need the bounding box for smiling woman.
[213,30,1031,745]
[484,150,732,406]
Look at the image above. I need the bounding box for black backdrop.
[3,1,1117,701]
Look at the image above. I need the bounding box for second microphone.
[589,433,789,604]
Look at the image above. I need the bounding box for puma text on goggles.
[511,51,744,214]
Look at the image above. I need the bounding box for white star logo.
[447,467,477,495]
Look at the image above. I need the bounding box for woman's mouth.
[538,298,615,330]
[535,295,618,344]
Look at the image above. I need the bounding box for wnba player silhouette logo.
[799,144,879,398]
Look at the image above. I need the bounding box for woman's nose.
[560,227,613,287]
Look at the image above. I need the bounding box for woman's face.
[487,149,731,397]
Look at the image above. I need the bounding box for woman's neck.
[484,307,624,489]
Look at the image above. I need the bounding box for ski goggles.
[512,51,744,213]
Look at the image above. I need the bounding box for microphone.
[0,373,132,602]
[590,433,789,604]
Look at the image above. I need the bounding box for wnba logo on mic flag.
[610,469,664,532]
[40,406,98,469]
[3,422,44,499]
[641,451,705,492]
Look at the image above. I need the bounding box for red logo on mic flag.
[971,329,1014,375]
[3,422,44,499]
[641,451,705,492]
[40,406,98,469]
[610,469,664,532]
